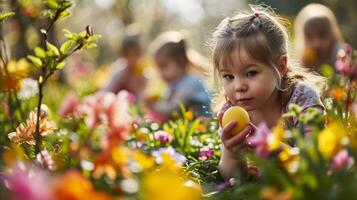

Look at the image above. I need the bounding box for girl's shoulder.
[286,82,324,111]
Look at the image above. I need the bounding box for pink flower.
[127,92,137,103]
[199,148,214,160]
[335,58,349,75]
[58,92,79,118]
[79,91,132,149]
[3,165,53,200]
[36,150,56,170]
[330,149,354,171]
[79,91,131,129]
[154,130,173,145]
[247,123,271,158]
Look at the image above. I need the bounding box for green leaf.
[42,10,55,19]
[34,47,46,58]
[63,29,73,39]
[61,1,73,9]
[79,31,86,38]
[83,43,97,49]
[0,11,15,24]
[48,60,56,70]
[45,0,59,9]
[60,40,73,54]
[86,34,102,43]
[27,55,42,68]
[46,42,60,56]
[56,61,66,70]
[58,10,71,19]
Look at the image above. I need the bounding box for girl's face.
[219,48,279,112]
[123,46,142,68]
[304,23,335,61]
[155,53,185,83]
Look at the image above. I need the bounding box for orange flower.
[8,109,57,145]
[184,111,193,121]
[196,124,206,132]
[53,171,112,200]
[329,88,346,101]
[0,73,22,92]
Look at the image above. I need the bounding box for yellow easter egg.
[222,106,250,135]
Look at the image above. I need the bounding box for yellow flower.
[8,109,57,145]
[7,58,30,76]
[142,170,202,200]
[160,153,183,173]
[318,122,347,159]
[133,151,155,171]
[111,147,130,166]
[279,144,300,173]
[268,120,285,151]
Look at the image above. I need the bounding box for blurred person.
[102,29,147,102]
[147,31,211,119]
[295,3,350,73]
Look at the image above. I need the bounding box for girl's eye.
[246,71,258,78]
[222,74,234,80]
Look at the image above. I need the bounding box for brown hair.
[294,3,344,57]
[210,5,326,110]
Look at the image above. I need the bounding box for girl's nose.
[234,79,248,92]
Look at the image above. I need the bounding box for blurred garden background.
[0,0,356,200]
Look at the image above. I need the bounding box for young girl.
[295,3,348,73]
[211,7,325,179]
[148,31,211,119]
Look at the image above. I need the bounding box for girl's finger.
[221,121,237,140]
[225,125,252,147]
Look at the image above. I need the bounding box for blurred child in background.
[295,3,349,73]
[147,31,211,119]
[102,30,147,102]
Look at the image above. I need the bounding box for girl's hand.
[218,112,255,155]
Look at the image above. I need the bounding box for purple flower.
[247,123,271,158]
[216,180,231,191]
[330,149,354,171]
[199,148,214,160]
[154,130,173,145]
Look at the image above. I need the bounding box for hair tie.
[254,12,260,17]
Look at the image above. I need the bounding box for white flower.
[18,78,38,100]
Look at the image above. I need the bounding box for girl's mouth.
[237,97,254,102]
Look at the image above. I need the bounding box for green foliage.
[0,11,15,24]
